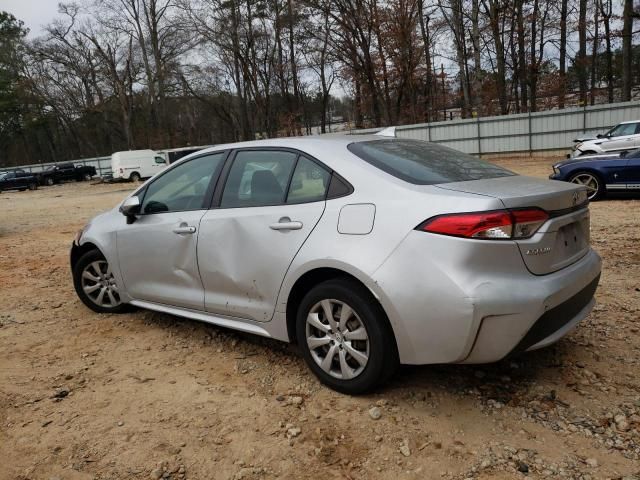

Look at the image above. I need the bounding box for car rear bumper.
[371,231,602,365]
[461,271,599,363]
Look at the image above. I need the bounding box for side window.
[220,150,297,207]
[141,153,225,214]
[610,123,636,137]
[286,157,330,204]
[155,156,166,164]
[635,123,640,135]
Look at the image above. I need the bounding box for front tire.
[72,249,128,314]
[130,172,141,182]
[83,173,92,181]
[45,177,54,186]
[296,278,398,394]
[28,182,37,190]
[569,171,605,201]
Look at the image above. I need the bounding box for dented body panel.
[117,210,207,310]
[198,202,325,322]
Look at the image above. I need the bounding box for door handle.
[173,223,196,234]
[269,217,303,231]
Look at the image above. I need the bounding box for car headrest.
[251,170,283,204]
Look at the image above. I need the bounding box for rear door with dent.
[198,149,330,322]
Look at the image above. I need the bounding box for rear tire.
[72,249,128,314]
[45,177,54,186]
[130,172,141,182]
[569,171,605,201]
[296,278,398,394]
[28,183,37,190]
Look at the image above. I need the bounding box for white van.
[111,149,168,181]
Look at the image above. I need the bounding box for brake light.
[419,208,548,240]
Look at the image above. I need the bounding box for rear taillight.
[418,208,548,240]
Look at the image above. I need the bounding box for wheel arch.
[70,241,103,269]
[283,266,399,358]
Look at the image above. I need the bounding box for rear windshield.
[347,139,514,185]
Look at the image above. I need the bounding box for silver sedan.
[71,135,601,393]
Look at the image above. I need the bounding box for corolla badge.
[526,247,552,256]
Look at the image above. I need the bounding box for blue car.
[549,149,640,200]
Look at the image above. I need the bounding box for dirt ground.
[1,156,639,480]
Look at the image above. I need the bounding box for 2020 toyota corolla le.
[71,136,601,393]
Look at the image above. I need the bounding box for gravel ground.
[1,156,639,480]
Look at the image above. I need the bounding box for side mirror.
[596,134,603,139]
[120,196,141,222]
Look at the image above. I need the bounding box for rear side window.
[221,150,298,207]
[347,139,514,185]
[286,157,331,204]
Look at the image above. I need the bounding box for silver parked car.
[71,135,601,393]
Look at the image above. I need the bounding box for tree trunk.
[483,0,508,114]
[558,0,568,108]
[622,0,634,101]
[516,0,528,112]
[600,0,614,103]
[590,4,599,105]
[577,0,588,105]
[417,0,433,122]
[287,0,302,134]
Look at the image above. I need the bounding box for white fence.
[349,100,640,156]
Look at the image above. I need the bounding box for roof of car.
[619,119,640,124]
[197,134,383,154]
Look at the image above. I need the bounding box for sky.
[1,0,60,37]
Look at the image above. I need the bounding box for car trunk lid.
[435,176,591,275]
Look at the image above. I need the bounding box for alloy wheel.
[81,260,121,308]
[305,299,370,380]
[570,173,599,200]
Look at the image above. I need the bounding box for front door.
[117,152,226,310]
[198,150,331,322]
[602,122,639,152]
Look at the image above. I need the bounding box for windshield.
[348,139,514,185]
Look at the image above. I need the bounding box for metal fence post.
[476,116,482,156]
[528,111,533,156]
